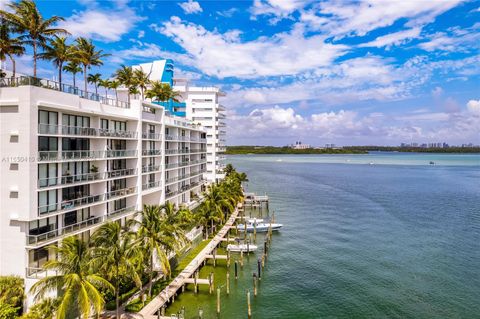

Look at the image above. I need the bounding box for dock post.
[264,241,268,256]
[209,273,212,294]
[194,272,198,294]
[226,272,230,295]
[247,290,251,319]
[227,250,231,268]
[161,306,165,316]
[262,254,265,268]
[272,211,275,223]
[182,284,185,292]
[217,288,221,314]
[244,223,247,240]
[240,250,244,268]
[234,261,238,279]
[254,223,257,242]
[258,259,261,280]
[253,273,258,297]
[213,249,216,267]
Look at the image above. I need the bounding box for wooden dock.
[139,206,240,317]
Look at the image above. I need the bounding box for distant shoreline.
[226,146,480,155]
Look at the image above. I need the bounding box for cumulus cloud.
[359,27,422,49]
[227,105,480,145]
[179,0,203,14]
[58,8,144,42]
[418,23,480,52]
[251,0,311,23]
[301,0,462,38]
[467,99,480,114]
[157,17,348,78]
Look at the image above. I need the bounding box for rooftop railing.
[0,76,130,108]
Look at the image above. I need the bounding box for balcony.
[105,150,137,158]
[1,75,129,108]
[105,168,137,179]
[27,216,102,247]
[165,148,189,155]
[142,149,162,156]
[37,124,138,139]
[38,168,136,188]
[142,181,162,190]
[38,150,104,162]
[107,205,136,219]
[142,165,161,173]
[142,132,162,140]
[38,187,136,215]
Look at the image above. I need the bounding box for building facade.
[0,80,207,306]
[131,60,227,182]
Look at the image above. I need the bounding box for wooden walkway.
[139,206,240,317]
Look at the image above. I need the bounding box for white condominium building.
[0,77,207,306]
[132,59,227,182]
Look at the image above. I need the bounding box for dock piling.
[247,290,252,319]
[235,261,238,279]
[226,272,230,295]
[217,288,221,314]
[257,259,262,280]
[253,273,258,297]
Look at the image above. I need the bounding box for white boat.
[227,244,258,253]
[237,222,283,232]
[247,218,264,223]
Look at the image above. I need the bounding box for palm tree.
[133,204,188,296]
[203,184,233,224]
[98,78,111,96]
[109,79,120,100]
[133,67,150,100]
[145,81,182,103]
[0,0,68,77]
[91,222,142,319]
[0,19,25,81]
[38,36,71,87]
[129,85,140,98]
[87,73,101,95]
[113,65,135,103]
[30,236,113,319]
[73,37,108,95]
[62,61,82,88]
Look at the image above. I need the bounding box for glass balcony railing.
[142,149,162,156]
[105,150,137,158]
[142,165,161,173]
[1,76,129,108]
[38,187,136,215]
[142,132,162,139]
[142,181,162,190]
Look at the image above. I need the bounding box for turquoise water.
[167,153,480,318]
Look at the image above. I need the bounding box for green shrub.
[0,302,19,319]
[0,276,24,315]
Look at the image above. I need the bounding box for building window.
[101,119,109,129]
[28,247,50,269]
[113,120,126,131]
[38,163,58,187]
[38,136,58,152]
[38,189,57,214]
[62,114,90,128]
[62,138,89,151]
[29,216,57,236]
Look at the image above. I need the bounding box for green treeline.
[226,145,480,154]
[225,146,367,154]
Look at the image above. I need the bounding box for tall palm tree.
[73,37,108,95]
[91,222,142,319]
[0,19,25,81]
[38,36,71,87]
[133,205,164,297]
[109,79,120,100]
[87,73,101,95]
[62,61,82,88]
[203,184,233,224]
[0,0,68,77]
[146,81,182,103]
[30,236,113,319]
[133,67,150,100]
[113,65,135,103]
[98,78,111,96]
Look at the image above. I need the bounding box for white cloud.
[431,86,443,98]
[227,105,480,145]
[59,8,144,42]
[418,24,480,52]
[251,0,311,23]
[302,0,462,38]
[158,17,348,78]
[359,27,422,49]
[467,99,480,114]
[179,0,203,14]
[138,30,145,38]
[217,8,238,18]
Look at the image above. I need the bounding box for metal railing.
[0,76,130,108]
[105,168,137,179]
[105,150,137,158]
[107,205,136,219]
[27,216,102,245]
[142,132,162,139]
[38,168,135,188]
[142,165,161,173]
[38,150,104,161]
[142,149,162,156]
[38,187,136,215]
[142,181,162,190]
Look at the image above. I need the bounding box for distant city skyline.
[1,0,479,145]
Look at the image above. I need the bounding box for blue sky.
[4,0,480,146]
